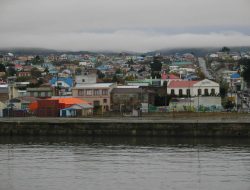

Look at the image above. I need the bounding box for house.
[161,72,180,80]
[58,69,72,78]
[29,97,92,117]
[26,87,53,98]
[229,73,241,92]
[49,77,73,96]
[209,54,219,58]
[17,71,31,77]
[72,83,117,113]
[0,85,9,102]
[79,61,95,68]
[0,101,7,117]
[171,61,193,67]
[75,72,97,84]
[11,96,39,110]
[125,71,140,78]
[14,64,23,72]
[0,72,6,78]
[8,82,30,99]
[60,104,93,117]
[167,79,220,97]
[111,86,148,112]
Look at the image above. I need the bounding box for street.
[198,57,214,80]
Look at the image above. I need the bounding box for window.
[204,89,209,96]
[171,89,175,95]
[82,79,85,82]
[78,89,84,96]
[211,89,215,96]
[102,89,108,95]
[179,89,183,96]
[86,89,92,96]
[198,89,202,96]
[186,89,190,96]
[103,99,107,103]
[94,89,100,96]
[41,92,45,97]
[93,101,100,106]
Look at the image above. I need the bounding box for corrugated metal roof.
[50,77,73,87]
[74,83,115,88]
[168,80,199,88]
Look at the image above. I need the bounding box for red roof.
[48,97,89,105]
[29,97,90,111]
[161,73,180,80]
[168,80,199,88]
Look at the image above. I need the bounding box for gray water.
[0,137,250,190]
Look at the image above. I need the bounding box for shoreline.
[0,116,250,137]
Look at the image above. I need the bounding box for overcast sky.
[1,0,250,52]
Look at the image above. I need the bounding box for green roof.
[172,61,193,66]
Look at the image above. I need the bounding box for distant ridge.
[0,47,58,56]
[0,46,250,56]
[146,46,250,56]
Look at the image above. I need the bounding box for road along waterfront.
[1,115,250,137]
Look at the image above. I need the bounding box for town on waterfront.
[2,1,250,190]
[0,47,250,118]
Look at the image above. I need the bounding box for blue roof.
[184,74,199,80]
[49,69,58,74]
[50,77,74,87]
[230,73,240,79]
[97,65,110,71]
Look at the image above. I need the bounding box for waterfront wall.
[0,119,250,137]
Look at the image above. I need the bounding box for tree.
[221,46,230,53]
[112,75,118,82]
[0,64,6,72]
[138,66,146,73]
[127,58,134,65]
[97,70,105,79]
[7,67,16,76]
[239,58,250,86]
[44,67,49,73]
[196,68,205,80]
[224,100,235,110]
[220,81,229,98]
[150,56,162,78]
[125,75,136,81]
[32,55,44,65]
[75,67,82,75]
[115,68,122,74]
[30,68,42,79]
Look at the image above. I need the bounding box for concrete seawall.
[0,117,250,137]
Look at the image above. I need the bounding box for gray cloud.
[0,0,250,52]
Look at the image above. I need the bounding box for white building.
[167,79,220,96]
[75,73,97,85]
